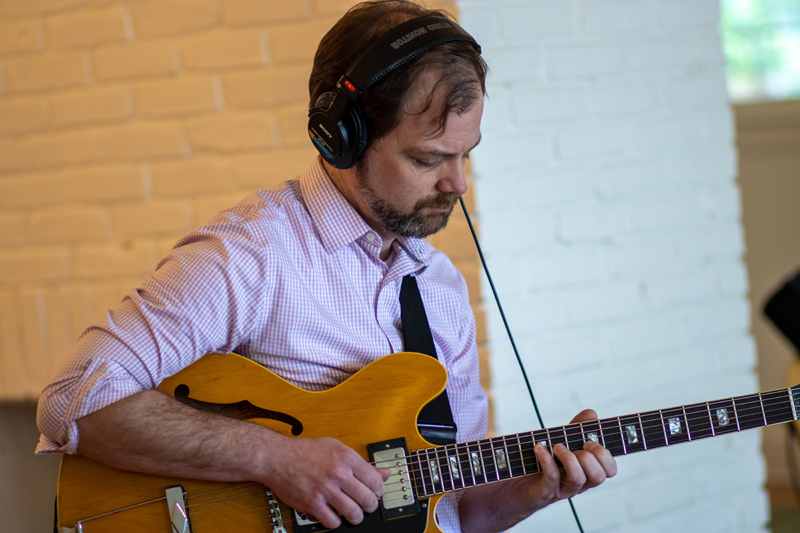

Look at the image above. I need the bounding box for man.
[37,2,616,532]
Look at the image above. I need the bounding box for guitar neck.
[409,385,800,498]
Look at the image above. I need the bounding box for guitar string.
[160,391,794,519]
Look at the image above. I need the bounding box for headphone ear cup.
[347,104,369,167]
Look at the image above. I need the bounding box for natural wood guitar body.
[57,352,449,533]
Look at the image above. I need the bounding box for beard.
[355,160,459,238]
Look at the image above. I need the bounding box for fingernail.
[554,443,566,452]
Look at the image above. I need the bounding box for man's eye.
[416,159,439,168]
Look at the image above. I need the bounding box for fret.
[423,447,440,496]
[518,433,536,475]
[505,435,526,478]
[617,418,627,454]
[494,436,512,481]
[681,405,691,441]
[684,403,713,440]
[731,396,741,431]
[409,452,425,498]
[599,417,625,456]
[581,420,603,447]
[454,443,471,488]
[482,438,500,482]
[468,441,487,487]
[759,393,767,426]
[708,399,737,436]
[661,407,689,445]
[446,445,464,489]
[436,445,454,493]
[641,410,666,449]
[618,414,645,453]
[736,393,766,430]
[531,428,550,452]
[764,390,796,425]
[565,422,585,452]
[792,388,800,421]
[549,425,568,451]
[516,436,527,476]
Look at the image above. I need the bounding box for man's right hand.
[260,435,390,529]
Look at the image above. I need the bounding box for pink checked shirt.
[37,157,487,532]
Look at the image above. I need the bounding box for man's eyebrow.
[407,134,483,157]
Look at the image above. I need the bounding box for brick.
[0,97,47,134]
[222,0,310,25]
[194,192,249,226]
[605,314,681,360]
[29,207,109,244]
[97,122,185,160]
[0,172,66,208]
[93,41,178,82]
[483,47,543,85]
[594,160,665,199]
[45,7,127,49]
[591,79,661,116]
[479,211,555,254]
[0,19,43,54]
[558,205,629,242]
[523,249,602,290]
[500,4,575,40]
[0,247,70,283]
[268,18,337,64]
[223,65,310,109]
[668,74,728,108]
[716,262,748,296]
[665,147,736,185]
[313,0,358,16]
[645,268,714,309]
[4,51,87,92]
[51,86,132,127]
[606,239,675,276]
[628,38,697,71]
[15,129,100,168]
[187,112,275,152]
[472,132,551,174]
[74,241,155,277]
[428,216,477,262]
[150,156,235,197]
[181,29,267,70]
[129,0,218,37]
[0,213,25,246]
[234,148,316,188]
[634,194,706,232]
[557,124,628,159]
[31,0,83,14]
[634,115,699,152]
[111,200,192,238]
[61,282,95,341]
[20,286,51,395]
[44,286,74,369]
[516,167,594,207]
[275,104,310,148]
[0,139,15,172]
[450,258,481,304]
[682,299,750,341]
[549,43,625,79]
[680,225,745,264]
[0,289,27,399]
[581,1,650,34]
[64,165,146,203]
[658,0,720,29]
[511,84,586,122]
[136,76,217,117]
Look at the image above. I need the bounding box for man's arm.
[458,409,617,533]
[76,390,388,530]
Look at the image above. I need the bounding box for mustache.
[414,193,459,211]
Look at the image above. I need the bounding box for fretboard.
[407,385,800,498]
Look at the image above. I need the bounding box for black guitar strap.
[400,275,457,445]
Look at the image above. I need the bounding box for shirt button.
[366,233,378,243]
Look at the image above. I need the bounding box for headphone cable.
[460,196,585,533]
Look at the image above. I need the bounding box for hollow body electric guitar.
[57,352,800,533]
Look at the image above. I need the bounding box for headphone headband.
[308,15,481,169]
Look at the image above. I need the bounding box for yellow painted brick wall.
[0,0,489,406]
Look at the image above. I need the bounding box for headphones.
[307,15,481,169]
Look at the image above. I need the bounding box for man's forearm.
[76,390,273,483]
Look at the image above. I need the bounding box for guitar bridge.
[368,438,420,520]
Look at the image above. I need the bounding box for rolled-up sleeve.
[36,218,271,454]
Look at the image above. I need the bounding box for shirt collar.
[299,158,431,266]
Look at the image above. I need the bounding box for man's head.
[308,0,487,167]
[309,1,487,246]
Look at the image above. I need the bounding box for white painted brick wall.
[458,0,766,532]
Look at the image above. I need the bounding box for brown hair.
[309,1,487,146]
